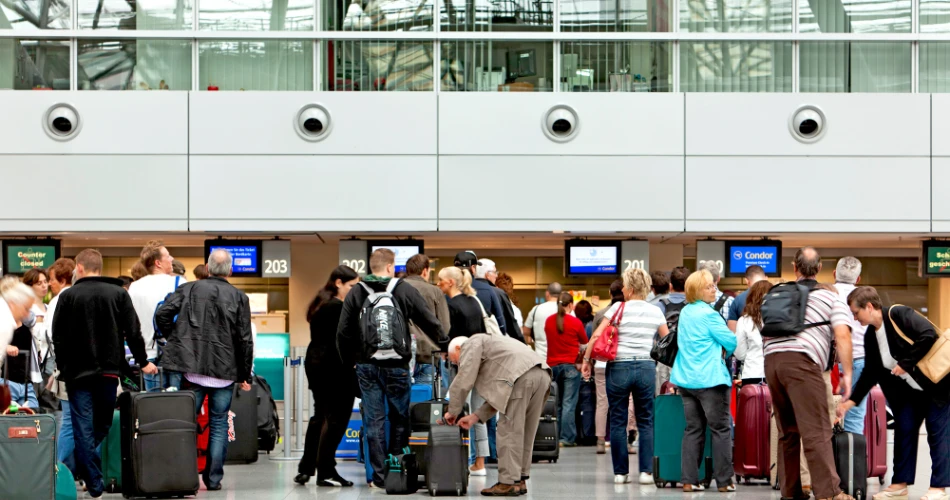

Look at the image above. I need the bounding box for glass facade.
[0,0,947,92]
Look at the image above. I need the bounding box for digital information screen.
[568,246,619,274]
[728,245,779,275]
[209,244,260,275]
[371,245,421,274]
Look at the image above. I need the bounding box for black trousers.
[298,380,356,477]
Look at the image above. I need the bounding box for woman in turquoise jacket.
[670,269,737,493]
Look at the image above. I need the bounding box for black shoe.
[294,473,311,485]
[627,429,638,445]
[204,483,222,491]
[317,475,354,487]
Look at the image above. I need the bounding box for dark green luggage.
[100,409,122,493]
[652,394,713,489]
[0,409,58,499]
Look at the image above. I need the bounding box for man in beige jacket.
[403,254,451,385]
[442,334,552,496]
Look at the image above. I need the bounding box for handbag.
[589,302,625,362]
[473,297,503,336]
[650,330,678,367]
[888,305,950,384]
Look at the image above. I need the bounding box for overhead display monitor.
[725,240,782,277]
[2,240,61,275]
[565,240,621,276]
[368,240,425,274]
[922,241,950,278]
[204,239,262,277]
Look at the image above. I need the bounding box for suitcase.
[101,409,123,493]
[652,394,713,489]
[832,426,868,500]
[385,448,421,494]
[733,384,771,482]
[0,407,57,499]
[410,352,468,477]
[255,375,280,452]
[576,378,596,446]
[426,425,469,496]
[119,389,200,498]
[532,382,558,463]
[865,386,887,484]
[55,462,77,500]
[226,383,260,464]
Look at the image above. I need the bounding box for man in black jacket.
[337,248,445,488]
[156,248,254,491]
[51,249,156,499]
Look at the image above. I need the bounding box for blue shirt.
[655,292,687,315]
[670,301,737,390]
[727,290,748,322]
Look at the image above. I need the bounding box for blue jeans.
[891,393,950,487]
[66,376,119,497]
[58,400,76,474]
[143,358,164,392]
[606,360,655,475]
[413,363,434,387]
[0,378,38,408]
[841,359,867,434]
[165,370,183,390]
[552,364,581,445]
[186,382,234,488]
[356,364,411,486]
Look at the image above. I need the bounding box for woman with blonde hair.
[581,267,669,485]
[671,270,738,493]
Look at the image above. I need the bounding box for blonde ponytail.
[439,267,477,297]
[458,268,477,297]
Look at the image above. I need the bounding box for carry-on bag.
[101,409,122,493]
[865,385,887,484]
[410,352,468,477]
[733,383,771,482]
[425,425,468,496]
[226,382,260,464]
[652,393,712,489]
[55,461,77,500]
[0,405,58,500]
[255,375,280,452]
[832,424,868,500]
[384,447,420,494]
[532,381,558,463]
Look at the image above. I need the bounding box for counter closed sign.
[6,245,56,274]
[927,247,950,275]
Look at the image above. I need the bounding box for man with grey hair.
[477,258,525,344]
[700,260,733,322]
[523,282,564,361]
[156,248,254,491]
[834,256,868,434]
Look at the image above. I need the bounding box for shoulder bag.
[473,297,503,336]
[589,302,625,362]
[888,305,950,383]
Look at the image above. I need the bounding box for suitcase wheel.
[879,477,885,485]
[735,475,741,483]
[854,489,865,500]
[772,482,780,491]
[702,480,711,489]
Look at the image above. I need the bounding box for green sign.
[927,247,950,276]
[6,245,57,274]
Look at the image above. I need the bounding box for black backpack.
[255,375,280,452]
[760,281,830,337]
[359,279,411,361]
[652,299,687,368]
[660,299,687,336]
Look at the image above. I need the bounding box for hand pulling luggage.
[532,381,558,463]
[226,382,260,464]
[119,384,199,499]
[652,394,712,489]
[385,447,420,494]
[865,386,887,484]
[733,384,771,482]
[0,406,58,500]
[832,424,868,500]
[426,425,468,496]
[101,409,122,493]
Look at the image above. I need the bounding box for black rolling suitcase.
[832,425,868,500]
[119,386,199,499]
[410,352,468,477]
[225,383,260,464]
[532,381,558,463]
[426,425,469,496]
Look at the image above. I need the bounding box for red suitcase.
[865,386,887,484]
[734,383,771,482]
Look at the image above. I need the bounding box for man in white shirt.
[523,282,562,361]
[834,256,868,434]
[128,240,186,391]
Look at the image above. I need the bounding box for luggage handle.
[430,349,442,400]
[136,365,165,393]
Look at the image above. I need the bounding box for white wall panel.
[934,95,950,157]
[686,157,930,233]
[933,157,950,232]
[0,93,187,155]
[189,155,437,231]
[190,93,436,155]
[686,94,930,157]
[0,156,188,231]
[439,156,684,232]
[438,93,684,156]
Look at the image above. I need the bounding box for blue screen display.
[210,245,259,275]
[728,246,779,274]
[568,246,618,274]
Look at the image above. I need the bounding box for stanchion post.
[294,356,305,452]
[271,356,298,461]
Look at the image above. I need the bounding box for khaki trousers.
[496,367,552,485]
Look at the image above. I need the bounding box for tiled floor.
[95,434,943,499]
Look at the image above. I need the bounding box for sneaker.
[317,475,354,487]
[596,439,606,454]
[638,473,653,485]
[470,467,488,477]
[614,474,631,484]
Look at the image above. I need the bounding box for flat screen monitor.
[725,241,782,277]
[565,240,620,276]
[507,49,537,79]
[922,241,950,278]
[368,240,425,274]
[2,239,61,275]
[204,239,262,277]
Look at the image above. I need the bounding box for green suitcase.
[652,394,713,489]
[0,410,58,499]
[100,409,122,493]
[55,462,77,500]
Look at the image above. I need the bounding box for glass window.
[680,0,792,32]
[921,0,950,32]
[198,40,313,91]
[325,40,433,90]
[441,0,552,31]
[0,39,70,89]
[324,0,433,31]
[800,42,910,93]
[680,41,791,92]
[560,0,671,32]
[560,42,670,92]
[0,0,70,29]
[440,41,553,91]
[78,40,192,90]
[199,0,313,30]
[799,0,910,33]
[78,0,193,30]
[920,43,950,92]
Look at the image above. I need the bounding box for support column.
[927,278,950,330]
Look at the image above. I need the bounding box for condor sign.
[726,241,782,277]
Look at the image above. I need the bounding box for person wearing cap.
[454,251,507,336]
[476,259,525,344]
[524,282,563,361]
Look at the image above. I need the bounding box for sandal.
[872,487,908,500]
[920,491,949,500]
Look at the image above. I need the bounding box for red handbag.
[590,302,625,362]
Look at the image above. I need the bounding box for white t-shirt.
[602,300,666,360]
[30,303,51,362]
[128,274,187,359]
[734,316,765,380]
[525,301,559,361]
